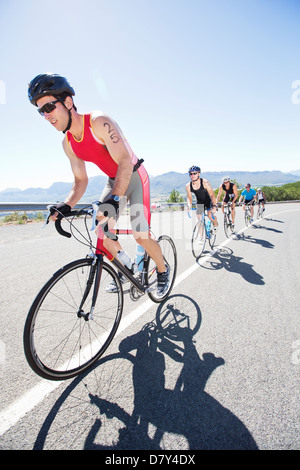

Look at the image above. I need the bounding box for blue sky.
[0,0,300,191]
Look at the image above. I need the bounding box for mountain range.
[1,170,300,203]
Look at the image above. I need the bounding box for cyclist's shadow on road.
[201,246,265,285]
[33,295,258,450]
[85,295,257,450]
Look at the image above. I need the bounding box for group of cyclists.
[186,166,266,228]
[28,72,266,299]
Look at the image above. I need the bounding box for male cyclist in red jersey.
[28,73,169,296]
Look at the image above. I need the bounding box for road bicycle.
[257,202,265,219]
[23,202,177,381]
[191,210,216,258]
[244,202,254,227]
[223,202,235,238]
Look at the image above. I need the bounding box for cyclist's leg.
[207,206,218,228]
[221,199,225,214]
[231,203,236,225]
[99,178,130,291]
[98,177,127,257]
[250,199,254,219]
[127,169,170,295]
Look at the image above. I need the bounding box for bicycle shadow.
[33,295,258,450]
[252,224,283,234]
[201,247,265,285]
[232,232,275,249]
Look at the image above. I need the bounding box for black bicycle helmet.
[188,165,201,174]
[28,73,75,106]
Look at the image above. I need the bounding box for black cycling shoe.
[156,265,170,297]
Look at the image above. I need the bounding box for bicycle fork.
[77,255,103,321]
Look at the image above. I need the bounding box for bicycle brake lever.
[42,210,52,229]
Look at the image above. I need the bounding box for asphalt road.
[0,203,299,450]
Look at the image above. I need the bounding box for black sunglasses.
[189,172,198,175]
[37,99,60,116]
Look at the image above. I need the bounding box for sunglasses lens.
[38,102,57,116]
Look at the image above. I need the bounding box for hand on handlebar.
[96,199,119,224]
[43,198,119,242]
[91,201,119,241]
[48,202,71,221]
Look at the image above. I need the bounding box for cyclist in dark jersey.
[28,73,169,296]
[185,165,218,231]
[216,176,238,228]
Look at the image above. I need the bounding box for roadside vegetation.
[0,211,45,225]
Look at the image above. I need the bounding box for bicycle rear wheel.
[23,258,123,380]
[191,219,206,258]
[146,235,177,303]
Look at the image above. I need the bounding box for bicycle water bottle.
[117,250,136,273]
[206,219,211,232]
[135,244,145,272]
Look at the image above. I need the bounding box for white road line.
[0,207,299,436]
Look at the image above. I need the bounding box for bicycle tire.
[224,214,229,238]
[191,219,206,258]
[224,213,234,237]
[244,208,251,226]
[208,226,216,248]
[23,258,123,381]
[146,235,177,303]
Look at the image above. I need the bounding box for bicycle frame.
[201,210,215,239]
[224,203,232,220]
[95,225,155,295]
[257,202,264,218]
[244,203,251,217]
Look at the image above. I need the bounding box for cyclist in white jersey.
[256,188,266,213]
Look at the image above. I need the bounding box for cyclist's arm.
[91,113,133,197]
[203,179,217,207]
[232,184,238,203]
[216,185,223,204]
[62,137,89,208]
[185,183,193,210]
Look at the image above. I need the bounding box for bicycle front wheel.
[224,214,234,237]
[191,219,206,258]
[245,210,251,226]
[208,226,216,248]
[23,258,123,381]
[224,215,230,237]
[146,235,177,303]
